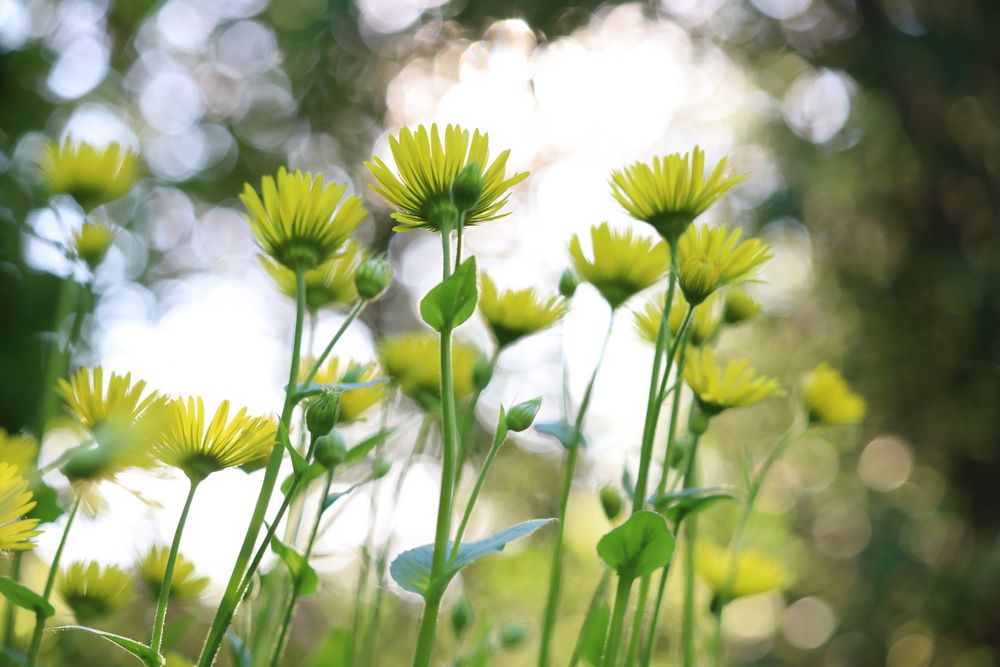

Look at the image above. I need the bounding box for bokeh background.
[1,0,998,665]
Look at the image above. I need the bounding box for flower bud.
[473,355,493,391]
[74,222,115,269]
[372,457,392,479]
[507,397,542,433]
[428,199,460,231]
[355,256,393,301]
[313,430,347,469]
[450,162,483,213]
[451,594,472,637]
[678,258,720,306]
[499,623,527,649]
[688,401,712,435]
[558,268,579,299]
[599,485,623,521]
[306,390,340,439]
[723,288,761,325]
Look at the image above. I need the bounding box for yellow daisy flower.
[378,332,478,407]
[0,463,41,552]
[138,546,209,601]
[695,541,789,599]
[723,288,762,325]
[73,221,116,269]
[240,167,366,271]
[633,292,721,348]
[155,398,276,481]
[42,140,138,211]
[802,363,866,425]
[569,223,669,308]
[365,124,528,231]
[304,357,386,423]
[479,274,567,348]
[58,561,132,623]
[0,428,38,471]
[676,224,771,305]
[684,348,783,414]
[260,239,368,311]
[165,654,195,667]
[610,147,745,242]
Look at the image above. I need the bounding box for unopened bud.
[558,268,579,299]
[314,430,347,469]
[372,457,392,479]
[355,256,393,301]
[451,594,472,637]
[473,355,493,391]
[499,623,527,649]
[507,397,542,433]
[600,486,623,521]
[306,391,340,439]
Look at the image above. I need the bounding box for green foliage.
[596,511,675,580]
[270,536,319,596]
[0,577,54,618]
[53,626,161,666]
[419,257,478,331]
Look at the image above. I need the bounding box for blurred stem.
[537,313,615,667]
[35,274,77,438]
[680,461,699,667]
[457,348,500,472]
[301,300,366,387]
[150,479,200,656]
[568,570,612,667]
[601,575,633,667]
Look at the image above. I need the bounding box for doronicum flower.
[74,221,116,270]
[365,124,528,231]
[138,546,209,601]
[610,147,745,242]
[676,224,771,305]
[260,239,368,311]
[479,274,567,348]
[569,223,669,309]
[155,398,276,482]
[684,348,783,415]
[58,561,132,624]
[0,429,38,471]
[723,288,762,325]
[378,332,478,408]
[802,363,866,425]
[633,292,721,348]
[695,541,789,599]
[241,167,366,271]
[305,358,386,423]
[42,140,138,211]
[0,463,41,552]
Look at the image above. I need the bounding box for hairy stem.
[150,479,200,655]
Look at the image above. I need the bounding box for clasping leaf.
[420,257,478,331]
[596,511,674,580]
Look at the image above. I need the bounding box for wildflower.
[479,274,567,348]
[610,147,745,242]
[0,428,38,471]
[155,398,276,482]
[633,292,721,347]
[676,225,770,305]
[138,546,209,601]
[802,363,866,425]
[354,255,393,300]
[684,348,783,415]
[378,332,478,407]
[365,124,528,231]
[695,541,788,599]
[74,222,115,269]
[58,561,132,623]
[305,358,385,423]
[260,239,367,310]
[42,140,138,211]
[241,167,366,271]
[0,463,41,551]
[569,223,669,309]
[723,288,762,325]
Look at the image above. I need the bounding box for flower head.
[378,332,478,407]
[695,541,789,599]
[366,124,528,231]
[684,348,783,414]
[241,167,366,271]
[304,358,386,423]
[802,363,866,425]
[261,239,368,311]
[42,140,138,211]
[0,464,41,552]
[479,274,567,348]
[155,398,276,481]
[74,222,116,270]
[610,147,745,242]
[58,561,132,623]
[569,223,669,308]
[0,429,38,471]
[138,546,209,601]
[633,292,721,348]
[676,225,770,305]
[723,288,762,325]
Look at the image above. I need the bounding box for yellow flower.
[138,546,209,601]
[73,222,116,269]
[684,348,783,413]
[165,654,195,667]
[610,147,745,242]
[365,124,528,231]
[676,225,771,305]
[569,223,669,308]
[240,167,366,271]
[802,363,866,425]
[155,398,276,481]
[304,358,386,423]
[0,429,38,471]
[261,239,368,311]
[723,288,762,325]
[42,140,138,211]
[0,463,41,552]
[58,561,132,623]
[479,274,567,348]
[378,332,478,407]
[633,292,721,348]
[695,541,789,599]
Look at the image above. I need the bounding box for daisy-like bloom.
[241,167,366,271]
[569,223,670,309]
[695,541,789,599]
[138,546,209,601]
[802,363,866,425]
[365,124,528,231]
[166,654,195,667]
[42,140,138,212]
[378,332,478,407]
[155,398,276,482]
[723,287,762,325]
[479,274,567,348]
[684,348,783,414]
[0,463,41,552]
[304,357,386,423]
[676,224,771,305]
[58,561,132,624]
[261,239,368,311]
[633,292,721,348]
[0,428,38,470]
[73,221,116,270]
[610,147,745,243]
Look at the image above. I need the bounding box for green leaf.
[0,577,54,617]
[294,377,389,401]
[419,257,478,331]
[270,536,319,596]
[580,602,610,666]
[345,428,395,464]
[596,511,675,580]
[307,627,353,667]
[281,462,327,496]
[27,480,64,524]
[650,487,737,522]
[278,422,308,475]
[534,421,586,449]
[226,630,252,667]
[51,626,162,666]
[322,482,362,512]
[621,467,635,501]
[390,519,554,597]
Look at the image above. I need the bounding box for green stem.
[568,570,611,667]
[457,349,500,470]
[680,461,699,667]
[301,300,366,387]
[623,578,649,667]
[35,275,76,438]
[601,575,633,667]
[150,479,200,655]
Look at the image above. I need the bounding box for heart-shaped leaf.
[0,577,54,617]
[270,536,319,596]
[534,421,586,450]
[51,626,161,666]
[596,511,675,580]
[420,257,478,331]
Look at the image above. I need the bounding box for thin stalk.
[150,479,200,655]
[458,349,500,469]
[601,576,633,667]
[448,414,508,567]
[623,578,650,666]
[301,300,366,387]
[568,570,612,667]
[35,275,76,438]
[680,461,699,667]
